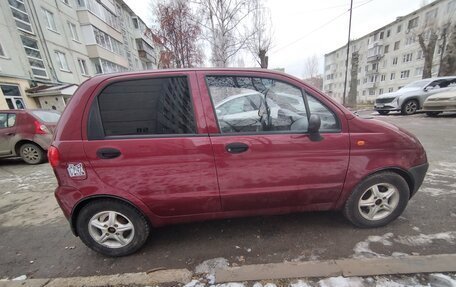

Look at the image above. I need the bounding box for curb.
[0,269,192,287]
[215,254,456,283]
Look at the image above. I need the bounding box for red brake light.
[48,146,60,168]
[34,120,48,134]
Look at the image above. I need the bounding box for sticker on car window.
[67,163,86,178]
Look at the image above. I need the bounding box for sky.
[124,0,432,78]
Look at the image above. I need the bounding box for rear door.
[0,113,17,155]
[197,71,350,212]
[82,72,221,216]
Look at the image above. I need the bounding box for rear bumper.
[408,162,429,197]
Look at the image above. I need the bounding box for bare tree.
[418,30,438,78]
[303,55,319,79]
[246,0,273,68]
[197,0,256,67]
[153,0,203,68]
[438,22,456,76]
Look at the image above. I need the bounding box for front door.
[82,73,221,217]
[198,73,350,211]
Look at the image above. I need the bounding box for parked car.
[0,109,60,164]
[422,87,456,117]
[374,76,456,115]
[49,69,428,256]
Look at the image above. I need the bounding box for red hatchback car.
[0,109,60,164]
[49,69,428,256]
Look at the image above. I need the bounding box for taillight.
[34,120,49,134]
[48,146,60,168]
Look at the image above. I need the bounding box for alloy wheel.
[358,183,400,221]
[88,211,135,248]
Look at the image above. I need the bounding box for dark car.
[0,109,60,164]
[49,68,428,256]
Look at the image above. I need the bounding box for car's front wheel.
[401,100,419,115]
[343,172,409,228]
[76,200,150,256]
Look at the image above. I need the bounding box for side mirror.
[424,86,433,92]
[308,114,323,142]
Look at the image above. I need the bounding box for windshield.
[402,80,431,89]
[30,110,61,123]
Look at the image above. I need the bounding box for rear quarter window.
[30,110,61,123]
[89,77,197,139]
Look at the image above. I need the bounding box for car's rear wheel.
[76,200,150,257]
[343,172,409,228]
[377,110,390,115]
[401,99,419,115]
[19,143,45,164]
[425,111,441,117]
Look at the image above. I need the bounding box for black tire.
[343,172,410,228]
[401,99,419,115]
[425,111,441,117]
[377,110,390,115]
[19,143,45,164]
[76,200,150,257]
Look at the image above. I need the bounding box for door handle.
[226,142,249,154]
[96,148,121,159]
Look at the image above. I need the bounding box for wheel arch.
[402,97,421,109]
[70,195,153,236]
[360,167,415,198]
[14,140,44,155]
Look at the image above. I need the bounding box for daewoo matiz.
[49,69,428,256]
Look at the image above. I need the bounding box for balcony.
[367,55,382,62]
[136,39,156,63]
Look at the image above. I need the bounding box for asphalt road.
[0,110,455,280]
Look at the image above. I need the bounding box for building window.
[416,49,423,60]
[379,31,384,39]
[68,22,79,41]
[42,8,57,31]
[400,70,410,79]
[408,17,419,29]
[415,67,423,76]
[62,0,70,5]
[372,63,378,71]
[0,41,6,57]
[77,58,88,75]
[403,53,413,63]
[394,41,400,50]
[392,57,398,65]
[369,89,375,96]
[397,24,402,33]
[21,36,48,78]
[390,73,395,80]
[384,45,389,54]
[425,9,438,25]
[132,18,139,29]
[382,59,387,68]
[381,74,386,81]
[93,26,124,56]
[1,85,26,109]
[405,36,416,45]
[388,87,394,92]
[8,0,33,33]
[379,88,383,95]
[362,90,366,96]
[55,51,69,71]
[386,29,391,37]
[77,0,120,30]
[92,58,127,74]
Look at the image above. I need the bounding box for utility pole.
[342,0,354,106]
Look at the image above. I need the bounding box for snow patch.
[318,276,364,287]
[352,233,393,258]
[429,273,456,287]
[394,231,456,246]
[12,275,26,281]
[289,280,312,287]
[195,257,229,274]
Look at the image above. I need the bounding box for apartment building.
[323,0,455,104]
[0,0,158,111]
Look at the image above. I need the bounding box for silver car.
[374,76,456,115]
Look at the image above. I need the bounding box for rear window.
[91,77,196,138]
[30,110,61,123]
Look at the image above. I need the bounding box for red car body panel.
[50,68,428,232]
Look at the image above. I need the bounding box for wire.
[271,0,375,54]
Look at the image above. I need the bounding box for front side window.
[0,113,17,128]
[93,77,196,137]
[206,76,339,134]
